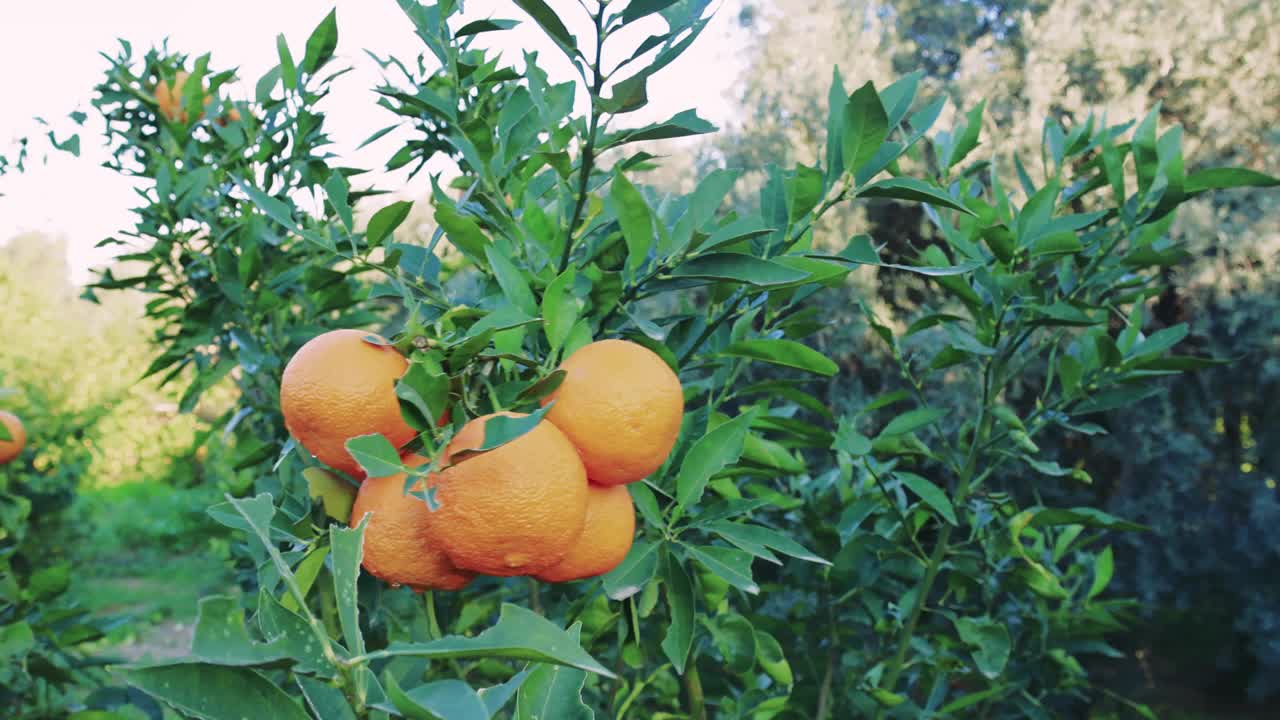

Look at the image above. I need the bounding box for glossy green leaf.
[954,617,1011,679]
[896,471,957,525]
[125,665,310,720]
[660,553,695,674]
[486,246,538,316]
[366,201,413,247]
[722,338,837,377]
[841,81,889,179]
[603,539,660,601]
[706,521,830,565]
[330,519,367,661]
[385,675,488,720]
[856,178,975,215]
[542,267,579,354]
[670,253,809,287]
[365,604,612,677]
[345,434,408,479]
[296,676,357,720]
[1089,545,1114,601]
[302,9,339,73]
[514,624,593,720]
[610,173,654,281]
[879,408,948,437]
[685,544,758,594]
[676,411,755,510]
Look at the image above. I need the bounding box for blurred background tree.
[698,0,1280,710]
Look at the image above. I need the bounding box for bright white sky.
[0,1,747,284]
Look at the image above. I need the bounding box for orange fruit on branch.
[349,455,472,591]
[536,483,636,583]
[0,411,26,465]
[542,339,684,486]
[154,71,212,123]
[427,412,589,576]
[281,329,418,480]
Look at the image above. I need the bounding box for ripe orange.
[427,412,589,576]
[0,411,26,465]
[349,455,472,591]
[543,339,684,485]
[154,71,212,123]
[281,329,418,480]
[536,483,636,583]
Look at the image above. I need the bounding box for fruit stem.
[529,577,544,616]
[424,591,442,640]
[683,663,707,720]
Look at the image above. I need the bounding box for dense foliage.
[0,1,1275,718]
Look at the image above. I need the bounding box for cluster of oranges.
[280,330,684,590]
[153,71,241,126]
[0,411,25,466]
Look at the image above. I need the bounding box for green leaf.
[825,67,847,179]
[302,9,339,73]
[755,630,793,686]
[811,235,982,276]
[602,540,660,601]
[324,173,353,231]
[0,622,34,659]
[685,545,758,594]
[786,164,825,223]
[515,624,593,720]
[841,81,889,179]
[878,71,922,129]
[456,18,521,36]
[856,178,975,215]
[366,604,613,677]
[542,268,579,354]
[1029,231,1084,256]
[610,173,655,281]
[705,522,830,565]
[953,617,1011,679]
[277,34,297,90]
[190,596,289,665]
[896,471,957,525]
[1013,506,1146,534]
[1185,167,1279,193]
[434,204,489,262]
[606,109,716,147]
[486,246,538,316]
[660,554,695,674]
[513,0,579,57]
[397,362,451,430]
[1132,105,1161,195]
[937,684,1011,715]
[879,408,947,437]
[722,338,837,377]
[1089,546,1114,601]
[385,675,488,720]
[330,519,368,661]
[700,216,777,253]
[459,407,554,456]
[1125,323,1188,360]
[944,99,986,170]
[669,253,809,287]
[345,434,408,479]
[297,676,357,720]
[479,670,530,715]
[621,0,682,24]
[125,665,310,720]
[676,411,755,509]
[367,201,413,247]
[708,613,756,674]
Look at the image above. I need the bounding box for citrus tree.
[70,1,1277,718]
